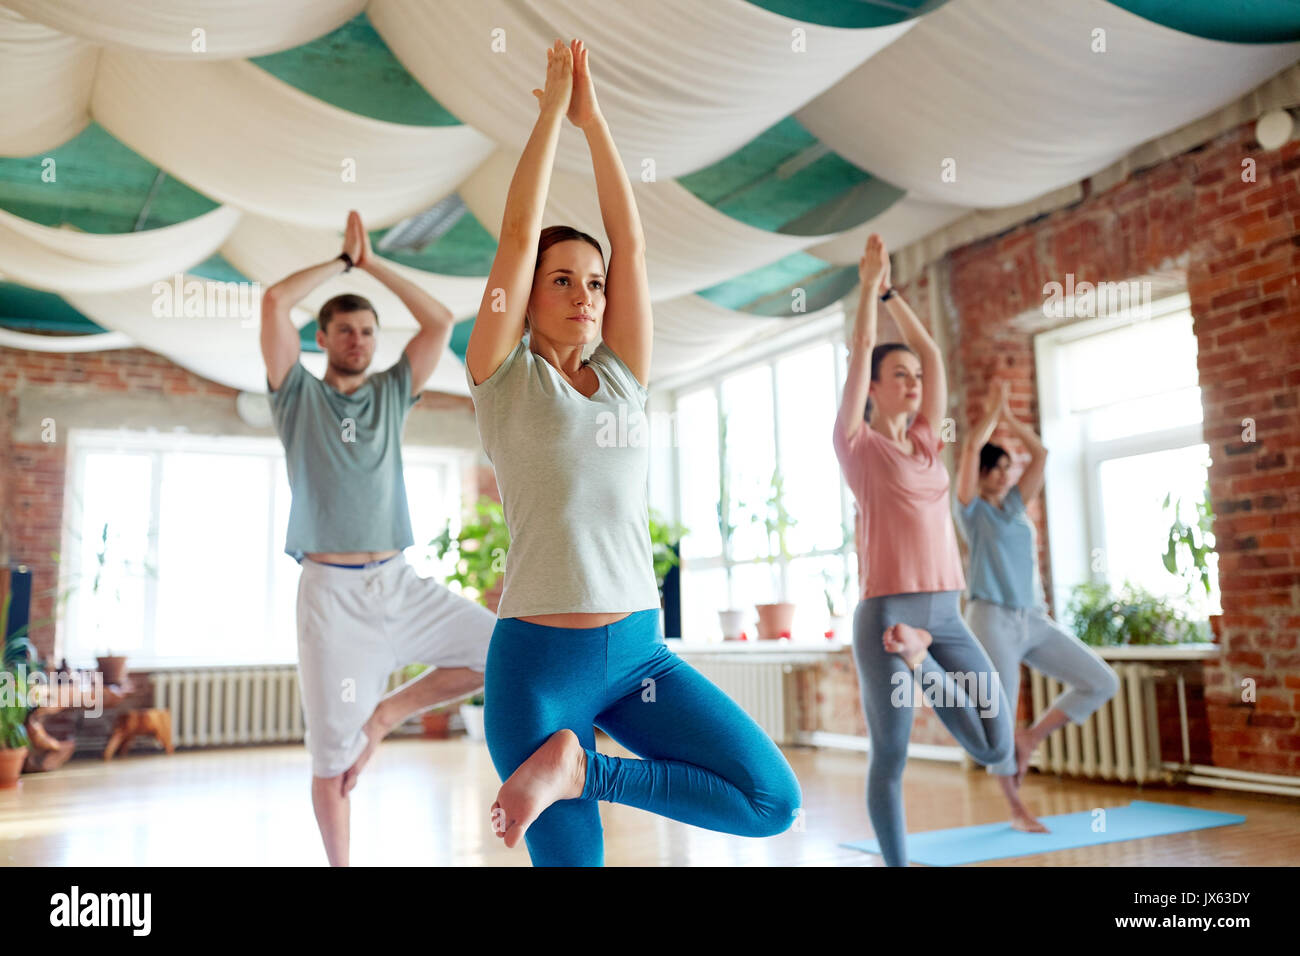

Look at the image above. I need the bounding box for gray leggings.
[965,598,1120,776]
[852,591,1014,867]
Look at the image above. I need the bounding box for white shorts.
[295,554,493,778]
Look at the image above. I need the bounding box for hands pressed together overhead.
[533,38,603,129]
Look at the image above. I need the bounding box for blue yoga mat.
[841,800,1246,866]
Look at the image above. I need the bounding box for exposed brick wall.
[939,123,1300,776]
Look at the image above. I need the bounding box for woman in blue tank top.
[463,39,800,866]
[955,381,1119,833]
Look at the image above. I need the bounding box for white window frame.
[1035,292,1206,613]
[662,309,857,626]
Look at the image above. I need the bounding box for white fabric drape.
[90,51,497,229]
[63,278,471,396]
[459,150,834,303]
[0,206,241,292]
[3,0,365,59]
[805,196,967,266]
[798,0,1300,207]
[220,214,487,324]
[650,295,787,382]
[369,0,912,179]
[0,7,97,155]
[0,327,132,352]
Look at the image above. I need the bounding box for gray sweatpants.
[965,598,1120,776]
[852,591,1015,867]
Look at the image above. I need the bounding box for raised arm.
[1002,398,1048,502]
[346,211,454,396]
[835,233,889,445]
[465,40,572,386]
[260,219,359,390]
[568,39,650,386]
[956,380,1008,506]
[882,272,946,429]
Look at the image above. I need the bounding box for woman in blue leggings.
[464,39,801,866]
[955,380,1119,832]
[833,233,1015,867]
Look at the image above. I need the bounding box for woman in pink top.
[832,233,1014,867]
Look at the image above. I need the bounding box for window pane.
[729,561,781,623]
[1097,443,1220,613]
[680,565,728,641]
[676,388,721,559]
[1086,385,1203,442]
[787,553,855,634]
[404,459,459,584]
[154,453,282,664]
[722,367,776,561]
[1064,311,1197,412]
[71,453,153,663]
[777,343,845,554]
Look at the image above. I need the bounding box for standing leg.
[484,618,606,866]
[851,596,920,867]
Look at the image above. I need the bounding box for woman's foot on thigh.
[491,728,588,849]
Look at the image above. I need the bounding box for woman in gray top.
[464,39,800,866]
[956,380,1118,832]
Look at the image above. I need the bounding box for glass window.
[676,388,721,560]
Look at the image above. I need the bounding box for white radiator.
[689,660,797,745]
[1028,661,1163,784]
[153,667,416,748]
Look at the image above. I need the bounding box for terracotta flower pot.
[421,711,453,739]
[755,602,795,640]
[0,747,28,789]
[96,656,128,686]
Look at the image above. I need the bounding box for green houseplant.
[1066,581,1211,647]
[1162,482,1216,599]
[754,470,799,640]
[0,622,36,788]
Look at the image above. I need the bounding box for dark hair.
[979,442,1011,475]
[319,293,378,333]
[527,226,605,333]
[863,343,918,421]
[536,225,605,272]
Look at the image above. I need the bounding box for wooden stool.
[103,708,174,761]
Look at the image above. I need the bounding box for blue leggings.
[484,608,803,866]
[853,591,1015,866]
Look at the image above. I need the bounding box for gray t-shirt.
[268,354,418,558]
[467,338,660,618]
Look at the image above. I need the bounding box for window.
[1036,293,1220,618]
[671,327,857,641]
[60,430,465,667]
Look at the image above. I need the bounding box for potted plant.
[822,567,852,641]
[648,509,687,637]
[0,633,36,789]
[1066,581,1211,646]
[754,471,798,640]
[431,499,511,739]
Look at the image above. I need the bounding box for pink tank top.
[832,413,966,600]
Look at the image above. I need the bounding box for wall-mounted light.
[1255,109,1297,151]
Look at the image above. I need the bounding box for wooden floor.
[2,735,1296,866]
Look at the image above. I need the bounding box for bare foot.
[1013,728,1036,787]
[340,702,397,797]
[882,623,932,670]
[1009,801,1050,833]
[491,729,587,849]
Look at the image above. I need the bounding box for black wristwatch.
[337,252,354,272]
[879,286,897,302]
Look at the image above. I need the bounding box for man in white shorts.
[260,211,493,866]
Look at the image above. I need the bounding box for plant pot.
[718,609,745,641]
[755,602,795,640]
[0,747,27,789]
[827,613,851,641]
[460,703,486,741]
[421,711,453,739]
[96,656,128,686]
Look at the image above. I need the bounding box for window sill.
[1092,643,1220,661]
